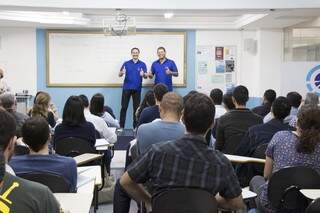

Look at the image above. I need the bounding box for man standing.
[149,47,178,91]
[119,48,147,128]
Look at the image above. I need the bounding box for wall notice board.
[46,30,187,87]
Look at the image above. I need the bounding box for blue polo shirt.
[121,59,147,92]
[151,58,178,91]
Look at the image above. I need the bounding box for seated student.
[104,105,116,119]
[135,90,155,123]
[79,94,117,143]
[210,88,226,119]
[235,97,293,186]
[215,85,262,154]
[137,92,185,154]
[54,96,96,147]
[120,93,246,211]
[252,89,276,117]
[250,105,320,213]
[138,83,168,126]
[264,91,302,124]
[222,92,235,112]
[0,93,29,137]
[32,91,59,121]
[90,93,120,128]
[29,91,56,128]
[10,117,77,192]
[289,92,319,127]
[0,108,61,213]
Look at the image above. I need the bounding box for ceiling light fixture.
[164,12,174,19]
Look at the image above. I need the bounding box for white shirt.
[84,109,117,144]
[214,105,227,119]
[101,112,120,128]
[6,164,15,175]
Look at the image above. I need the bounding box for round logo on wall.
[306,65,320,95]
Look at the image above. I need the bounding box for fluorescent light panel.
[0,10,90,25]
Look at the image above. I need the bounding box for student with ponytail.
[250,105,320,213]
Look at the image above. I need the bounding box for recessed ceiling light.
[164,12,174,19]
[62,11,70,16]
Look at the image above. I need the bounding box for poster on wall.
[216,60,225,73]
[215,47,224,60]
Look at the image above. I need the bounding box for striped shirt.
[127,134,242,198]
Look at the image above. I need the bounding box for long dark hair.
[62,96,86,126]
[90,93,105,117]
[136,90,155,120]
[296,105,320,154]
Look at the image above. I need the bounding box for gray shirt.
[137,120,185,154]
[0,172,60,213]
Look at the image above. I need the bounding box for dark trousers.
[120,90,141,128]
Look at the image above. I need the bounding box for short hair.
[210,88,223,105]
[0,93,15,112]
[153,83,168,102]
[286,92,302,108]
[222,93,235,110]
[271,97,291,120]
[183,90,198,105]
[183,93,215,134]
[305,93,319,106]
[160,92,183,117]
[0,107,16,151]
[22,116,49,152]
[62,96,86,126]
[79,94,89,108]
[232,85,249,106]
[157,47,166,52]
[296,105,320,154]
[90,93,105,116]
[264,89,276,104]
[131,47,140,53]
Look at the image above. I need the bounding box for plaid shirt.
[127,134,242,199]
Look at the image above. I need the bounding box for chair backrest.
[268,166,320,212]
[152,188,218,213]
[54,137,96,157]
[14,144,30,156]
[251,143,268,174]
[305,198,320,213]
[18,172,71,193]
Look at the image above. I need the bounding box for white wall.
[196,29,283,97]
[0,27,37,95]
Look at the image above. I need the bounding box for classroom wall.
[0,27,37,95]
[36,29,196,128]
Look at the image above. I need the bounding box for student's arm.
[148,63,155,79]
[103,112,120,128]
[264,157,273,179]
[100,119,117,143]
[216,194,246,210]
[120,172,151,209]
[215,119,225,151]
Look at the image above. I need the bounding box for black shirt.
[215,108,263,154]
[137,105,160,127]
[252,102,272,118]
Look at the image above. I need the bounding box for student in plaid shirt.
[120,93,245,211]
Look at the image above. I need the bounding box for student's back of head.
[90,93,105,116]
[0,93,15,113]
[153,83,168,102]
[22,117,50,153]
[296,105,320,154]
[32,92,51,118]
[286,91,302,108]
[222,93,235,111]
[62,96,85,126]
[183,93,215,135]
[232,85,249,106]
[264,89,276,104]
[183,90,198,105]
[271,97,291,120]
[0,107,16,152]
[160,92,183,119]
[305,93,319,106]
[210,88,223,105]
[79,94,89,108]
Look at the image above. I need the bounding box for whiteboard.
[46,31,186,87]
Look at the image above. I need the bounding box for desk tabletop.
[74,153,103,166]
[300,189,320,200]
[77,166,102,186]
[54,193,93,213]
[225,154,266,164]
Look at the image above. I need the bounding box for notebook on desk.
[95,138,110,147]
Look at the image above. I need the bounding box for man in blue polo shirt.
[148,47,178,91]
[119,47,147,128]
